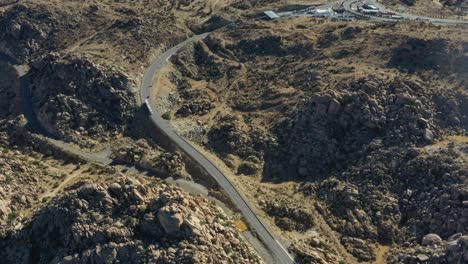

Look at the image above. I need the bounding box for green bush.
[162,112,172,120]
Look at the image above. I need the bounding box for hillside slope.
[161,18,468,263]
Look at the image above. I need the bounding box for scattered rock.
[111,139,187,178]
[327,98,341,114]
[416,254,430,261]
[422,234,443,246]
[237,161,259,175]
[423,128,434,142]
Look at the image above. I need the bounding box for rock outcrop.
[0,176,261,264]
[389,38,467,77]
[28,54,137,146]
[291,234,344,264]
[111,139,187,178]
[276,77,468,261]
[388,234,468,263]
[267,76,467,180]
[0,3,103,61]
[261,198,314,232]
[207,116,275,162]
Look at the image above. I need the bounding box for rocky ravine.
[0,175,261,264]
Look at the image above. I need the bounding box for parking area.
[260,0,467,25]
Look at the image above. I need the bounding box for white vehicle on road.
[144,99,154,115]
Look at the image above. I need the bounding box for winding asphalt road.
[2,40,294,263]
[6,1,463,260]
[140,34,295,264]
[0,0,462,261]
[0,53,113,165]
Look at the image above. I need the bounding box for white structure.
[362,4,378,10]
[264,10,280,20]
[314,8,335,17]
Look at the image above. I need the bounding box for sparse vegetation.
[0,0,466,263]
[165,15,468,264]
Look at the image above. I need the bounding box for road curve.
[140,34,295,264]
[0,53,113,165]
[3,40,294,263]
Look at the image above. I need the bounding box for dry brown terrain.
[382,0,468,19]
[0,1,271,263]
[159,17,468,263]
[0,0,255,147]
[0,0,467,263]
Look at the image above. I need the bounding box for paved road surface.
[0,54,114,165]
[3,1,464,261]
[3,42,295,263]
[140,34,296,264]
[3,2,465,261]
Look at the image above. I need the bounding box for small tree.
[162,112,172,120]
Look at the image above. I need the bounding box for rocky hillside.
[163,18,468,263]
[0,2,270,262]
[0,175,260,264]
[389,38,468,79]
[287,77,467,261]
[268,76,467,180]
[0,114,94,233]
[0,142,56,230]
[440,0,468,8]
[0,0,246,67]
[1,0,467,263]
[28,54,137,146]
[111,138,188,178]
[387,233,468,263]
[0,0,255,146]
[0,3,111,62]
[0,101,260,263]
[382,0,467,17]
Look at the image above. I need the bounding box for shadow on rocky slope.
[263,76,468,261]
[264,76,467,181]
[389,38,467,78]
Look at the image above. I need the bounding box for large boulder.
[422,234,443,246]
[158,205,184,234]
